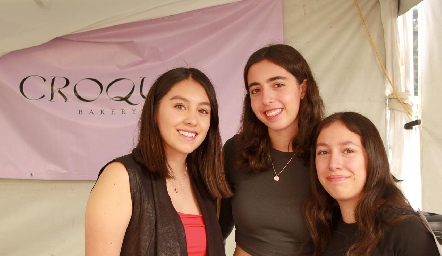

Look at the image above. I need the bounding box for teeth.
[179,130,196,138]
[265,109,282,117]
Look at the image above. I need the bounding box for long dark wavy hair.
[132,67,232,198]
[236,44,325,172]
[304,112,420,256]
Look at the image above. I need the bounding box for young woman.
[219,44,325,255]
[304,111,441,256]
[85,67,232,256]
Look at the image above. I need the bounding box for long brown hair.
[133,67,232,198]
[236,44,325,173]
[304,112,419,256]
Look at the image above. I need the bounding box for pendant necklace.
[270,152,296,181]
[167,164,187,193]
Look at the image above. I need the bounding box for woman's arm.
[85,162,132,256]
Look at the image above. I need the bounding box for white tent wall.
[0,0,240,57]
[421,0,442,214]
[0,0,439,255]
[284,0,386,126]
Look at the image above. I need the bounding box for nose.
[184,110,198,127]
[261,88,275,105]
[328,151,342,171]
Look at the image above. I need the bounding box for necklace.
[167,164,187,193]
[270,152,296,181]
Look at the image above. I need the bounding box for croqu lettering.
[19,75,150,105]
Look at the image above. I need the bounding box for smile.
[326,175,349,182]
[265,108,282,117]
[178,130,197,138]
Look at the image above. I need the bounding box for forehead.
[165,79,209,99]
[247,60,291,79]
[317,121,362,145]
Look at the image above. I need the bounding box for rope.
[354,0,413,117]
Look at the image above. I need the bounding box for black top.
[96,154,226,256]
[219,135,313,255]
[325,217,441,256]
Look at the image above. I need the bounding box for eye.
[249,87,260,95]
[316,149,328,155]
[199,108,210,115]
[273,82,284,88]
[174,103,186,110]
[343,148,355,154]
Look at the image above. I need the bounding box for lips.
[326,175,349,182]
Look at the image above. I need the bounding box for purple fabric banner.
[0,0,282,180]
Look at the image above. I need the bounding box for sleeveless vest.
[97,154,226,256]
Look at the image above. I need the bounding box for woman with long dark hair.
[304,111,440,256]
[86,67,232,255]
[219,44,325,255]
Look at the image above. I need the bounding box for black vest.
[96,154,226,256]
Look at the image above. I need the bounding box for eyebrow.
[247,76,288,89]
[169,95,211,106]
[316,141,360,147]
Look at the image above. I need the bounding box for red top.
[178,212,207,256]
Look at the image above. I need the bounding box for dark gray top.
[219,135,313,256]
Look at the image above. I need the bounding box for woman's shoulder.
[98,161,130,184]
[97,154,132,175]
[112,154,140,170]
[95,153,156,191]
[223,134,240,160]
[223,134,238,150]
[381,214,440,255]
[222,135,240,179]
[381,207,425,234]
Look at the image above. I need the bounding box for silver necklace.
[167,164,187,193]
[270,152,296,181]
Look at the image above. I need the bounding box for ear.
[300,79,307,99]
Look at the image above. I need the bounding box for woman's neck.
[166,155,187,176]
[338,201,357,224]
[268,130,295,152]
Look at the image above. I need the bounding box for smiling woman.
[85,67,232,256]
[304,111,441,256]
[219,44,325,256]
[314,120,368,224]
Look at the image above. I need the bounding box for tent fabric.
[421,0,442,214]
[379,0,411,182]
[0,0,422,57]
[0,0,240,57]
[284,0,387,132]
[394,11,422,209]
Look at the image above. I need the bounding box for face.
[156,78,211,159]
[247,60,306,138]
[315,121,368,208]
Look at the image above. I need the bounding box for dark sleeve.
[218,136,237,241]
[385,218,441,256]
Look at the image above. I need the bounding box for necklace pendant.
[274,175,280,181]
[174,188,178,193]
